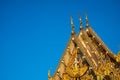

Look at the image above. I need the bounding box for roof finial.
[48,69,51,79]
[79,15,83,30]
[85,14,89,27]
[70,16,75,35]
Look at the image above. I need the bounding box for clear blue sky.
[0,0,120,80]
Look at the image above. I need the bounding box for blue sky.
[0,0,120,80]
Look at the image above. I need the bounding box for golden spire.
[79,16,83,30]
[70,16,75,35]
[48,69,51,79]
[85,15,89,27]
[48,68,52,79]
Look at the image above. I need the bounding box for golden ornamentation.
[48,16,120,80]
[70,16,75,35]
[79,16,83,29]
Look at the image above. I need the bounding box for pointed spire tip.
[70,16,74,25]
[85,15,89,27]
[70,16,75,35]
[79,15,83,30]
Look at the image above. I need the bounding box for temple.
[48,16,120,80]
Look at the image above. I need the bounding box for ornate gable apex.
[48,16,120,80]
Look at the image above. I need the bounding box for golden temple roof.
[48,16,120,80]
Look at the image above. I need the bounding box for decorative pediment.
[48,16,120,80]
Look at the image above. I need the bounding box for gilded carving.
[48,16,120,80]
